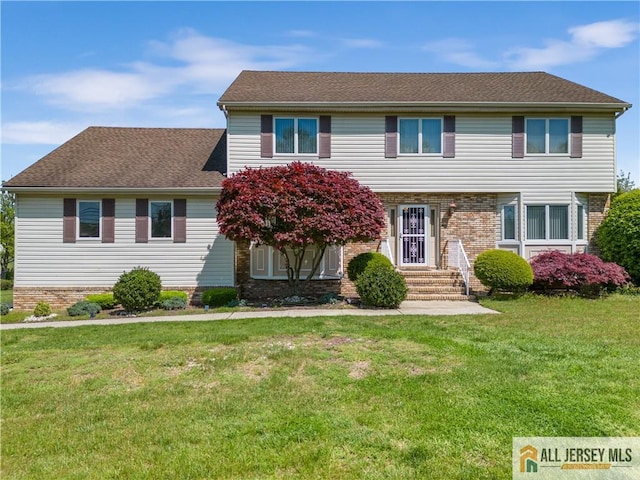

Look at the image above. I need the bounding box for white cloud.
[341,38,383,49]
[20,29,311,111]
[506,19,639,70]
[422,38,497,69]
[1,121,86,145]
[570,19,639,48]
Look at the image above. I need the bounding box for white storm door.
[399,205,429,266]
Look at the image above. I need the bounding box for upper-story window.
[399,118,442,154]
[150,200,172,239]
[275,117,318,154]
[526,118,569,155]
[78,200,101,239]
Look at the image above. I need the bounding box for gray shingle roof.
[218,71,628,106]
[4,127,226,189]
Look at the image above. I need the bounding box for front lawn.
[1,295,638,479]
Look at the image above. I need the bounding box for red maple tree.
[216,162,385,296]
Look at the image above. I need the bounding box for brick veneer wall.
[587,193,610,255]
[12,286,228,311]
[233,193,498,298]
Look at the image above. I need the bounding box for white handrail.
[447,238,471,296]
[380,239,395,266]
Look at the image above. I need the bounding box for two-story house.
[4,71,630,309]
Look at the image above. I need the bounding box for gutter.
[2,186,223,195]
[615,105,632,119]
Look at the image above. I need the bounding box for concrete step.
[406,293,473,301]
[405,285,467,294]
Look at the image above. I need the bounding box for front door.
[399,205,429,266]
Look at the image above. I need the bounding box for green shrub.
[597,189,640,284]
[113,267,162,312]
[356,263,408,308]
[201,287,237,308]
[161,297,187,310]
[1,279,13,290]
[347,252,393,283]
[85,293,117,309]
[159,290,188,303]
[474,249,533,294]
[33,301,52,317]
[67,301,101,317]
[0,303,9,316]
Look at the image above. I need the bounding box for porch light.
[448,201,457,216]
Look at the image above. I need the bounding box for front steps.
[400,269,471,301]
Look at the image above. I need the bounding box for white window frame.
[77,200,101,240]
[501,204,517,241]
[525,118,570,156]
[398,117,443,155]
[274,117,318,155]
[525,204,570,242]
[149,200,173,240]
[250,244,343,280]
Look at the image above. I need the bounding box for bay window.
[526,205,569,240]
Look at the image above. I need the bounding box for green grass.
[0,289,12,304]
[1,295,638,479]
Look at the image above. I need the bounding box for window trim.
[576,204,585,241]
[398,117,443,156]
[525,117,570,156]
[525,204,570,241]
[502,205,517,241]
[250,244,343,280]
[76,199,101,240]
[149,200,173,240]
[274,116,319,155]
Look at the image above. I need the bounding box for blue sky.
[2,1,639,183]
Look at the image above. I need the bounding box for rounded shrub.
[67,301,101,317]
[1,303,10,316]
[347,252,393,283]
[161,297,187,310]
[85,293,117,310]
[531,250,630,297]
[356,263,408,308]
[33,301,52,317]
[201,287,237,308]
[473,249,533,294]
[597,189,640,284]
[113,267,161,312]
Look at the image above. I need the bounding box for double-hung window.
[526,205,569,240]
[526,118,569,155]
[399,118,442,154]
[275,117,318,154]
[78,200,101,239]
[150,201,172,239]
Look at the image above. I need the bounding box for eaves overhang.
[218,101,631,114]
[2,186,223,195]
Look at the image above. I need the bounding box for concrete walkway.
[0,300,499,330]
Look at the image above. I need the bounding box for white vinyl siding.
[13,195,234,288]
[227,113,616,193]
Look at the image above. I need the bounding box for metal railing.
[380,239,395,266]
[447,238,470,296]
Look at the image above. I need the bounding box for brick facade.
[587,193,610,255]
[12,286,229,311]
[233,193,498,299]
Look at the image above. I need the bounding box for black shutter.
[135,199,148,243]
[173,199,186,243]
[102,199,115,243]
[443,116,456,158]
[319,115,331,158]
[385,116,398,158]
[570,116,583,158]
[261,115,273,158]
[63,198,76,243]
[512,116,525,158]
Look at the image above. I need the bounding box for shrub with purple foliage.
[530,250,630,297]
